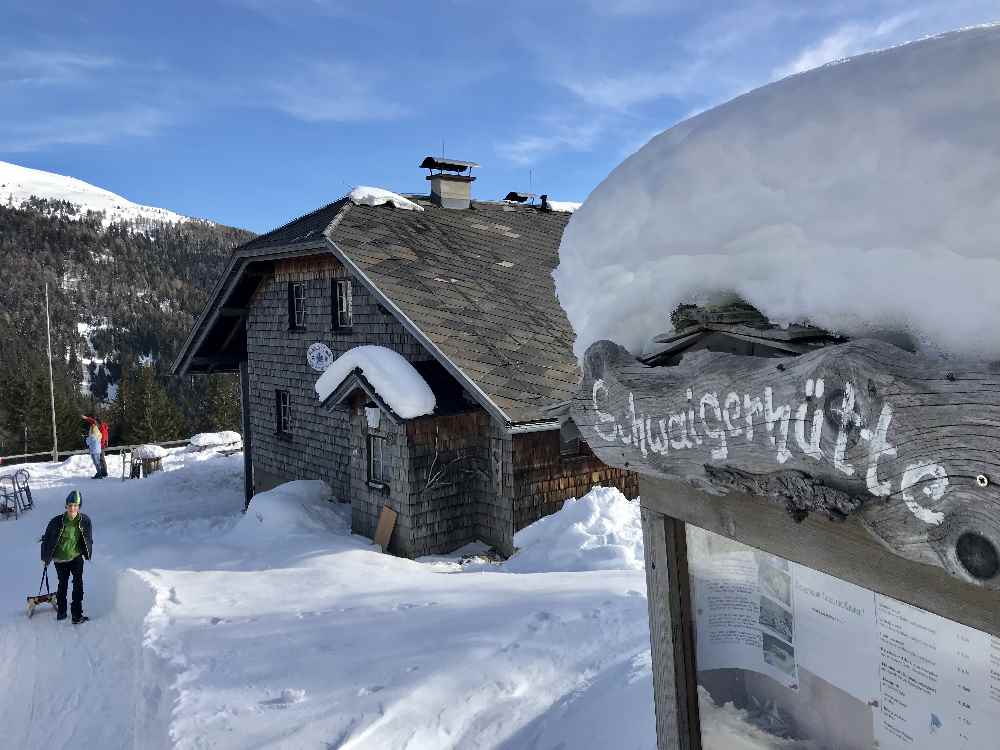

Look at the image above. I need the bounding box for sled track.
[0,565,171,750]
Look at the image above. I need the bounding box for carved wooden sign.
[571,338,1000,590]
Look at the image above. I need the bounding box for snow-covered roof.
[315,345,436,419]
[348,186,424,212]
[546,200,581,213]
[554,25,1000,360]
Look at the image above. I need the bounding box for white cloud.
[773,11,920,78]
[0,50,117,86]
[557,63,703,111]
[268,61,406,122]
[496,117,605,165]
[0,107,168,152]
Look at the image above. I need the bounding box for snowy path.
[0,451,659,749]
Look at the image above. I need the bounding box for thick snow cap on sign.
[555,25,1000,360]
[314,345,436,419]
[348,186,423,211]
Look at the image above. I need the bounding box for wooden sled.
[27,566,55,618]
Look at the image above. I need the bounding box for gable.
[327,199,581,424]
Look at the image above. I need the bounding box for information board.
[688,526,1000,749]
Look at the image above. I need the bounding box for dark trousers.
[99,453,108,478]
[54,556,84,619]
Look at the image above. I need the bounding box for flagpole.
[45,283,58,462]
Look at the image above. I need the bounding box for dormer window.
[334,278,353,329]
[288,282,307,330]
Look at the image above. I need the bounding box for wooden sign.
[373,505,397,552]
[571,338,1000,590]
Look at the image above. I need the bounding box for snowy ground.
[0,450,660,749]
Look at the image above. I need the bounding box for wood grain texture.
[642,509,701,750]
[572,338,1000,590]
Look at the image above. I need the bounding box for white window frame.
[335,279,353,329]
[276,389,293,434]
[368,433,387,485]
[292,282,307,329]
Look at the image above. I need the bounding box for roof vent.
[421,156,478,209]
[504,191,536,204]
[539,194,552,212]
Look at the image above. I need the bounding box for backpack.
[99,422,109,449]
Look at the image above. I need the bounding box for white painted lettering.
[699,392,728,460]
[592,379,617,442]
[763,387,792,463]
[723,392,742,437]
[794,378,825,460]
[865,403,897,497]
[899,462,948,525]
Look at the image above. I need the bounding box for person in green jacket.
[40,490,93,624]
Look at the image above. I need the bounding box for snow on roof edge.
[349,186,424,212]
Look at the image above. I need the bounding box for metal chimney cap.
[504,191,536,203]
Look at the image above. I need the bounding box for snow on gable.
[348,186,424,212]
[554,25,1000,360]
[314,345,436,419]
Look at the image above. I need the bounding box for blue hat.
[65,490,82,507]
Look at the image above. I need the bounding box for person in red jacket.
[82,416,109,479]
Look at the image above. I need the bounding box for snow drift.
[555,25,1000,360]
[314,345,436,418]
[504,486,643,573]
[188,431,242,450]
[229,480,341,545]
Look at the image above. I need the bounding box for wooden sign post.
[570,324,1000,750]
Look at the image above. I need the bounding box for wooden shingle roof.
[173,194,581,426]
[328,198,579,424]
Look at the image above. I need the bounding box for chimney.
[420,156,479,209]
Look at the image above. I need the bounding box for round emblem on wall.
[306,342,335,372]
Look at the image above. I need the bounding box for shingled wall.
[404,410,492,556]
[511,430,639,532]
[246,255,432,499]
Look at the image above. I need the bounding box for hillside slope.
[0,163,255,455]
[1,160,194,227]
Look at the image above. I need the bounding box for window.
[333,279,353,329]
[368,434,388,485]
[560,419,584,460]
[275,389,293,434]
[288,282,307,330]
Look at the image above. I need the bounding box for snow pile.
[228,480,338,544]
[349,185,424,212]
[0,160,190,226]
[314,345,436,418]
[188,431,242,450]
[504,486,643,573]
[555,25,1000,360]
[133,444,168,460]
[547,200,582,213]
[0,446,656,749]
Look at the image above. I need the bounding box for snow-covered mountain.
[0,159,191,225]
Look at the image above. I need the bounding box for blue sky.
[2,1,997,232]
